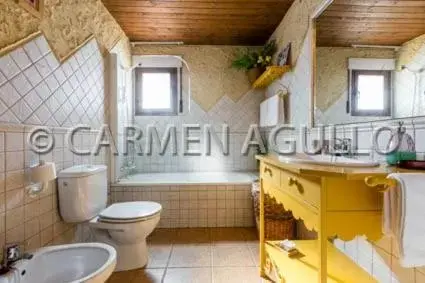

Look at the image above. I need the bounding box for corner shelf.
[252,65,291,89]
[265,241,377,283]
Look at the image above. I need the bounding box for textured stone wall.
[316,47,395,112]
[397,34,425,70]
[0,0,130,67]
[270,0,324,66]
[132,45,254,111]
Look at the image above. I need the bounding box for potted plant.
[232,40,277,84]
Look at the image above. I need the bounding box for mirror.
[313,1,425,126]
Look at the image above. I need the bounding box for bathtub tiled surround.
[0,35,105,128]
[110,184,254,228]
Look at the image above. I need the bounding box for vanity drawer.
[280,170,321,209]
[260,162,280,187]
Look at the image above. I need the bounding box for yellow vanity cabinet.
[256,155,394,283]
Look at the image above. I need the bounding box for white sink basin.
[0,243,116,283]
[279,154,380,168]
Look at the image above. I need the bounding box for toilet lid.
[99,202,162,222]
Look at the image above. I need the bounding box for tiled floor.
[106,228,263,283]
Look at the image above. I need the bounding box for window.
[350,70,392,116]
[135,67,180,116]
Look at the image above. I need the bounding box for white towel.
[386,173,425,267]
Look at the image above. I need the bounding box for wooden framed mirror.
[311,0,425,126]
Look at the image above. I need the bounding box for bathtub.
[110,171,257,228]
[114,171,258,186]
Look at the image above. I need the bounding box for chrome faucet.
[315,138,353,156]
[0,244,33,274]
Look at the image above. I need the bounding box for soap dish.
[397,160,425,170]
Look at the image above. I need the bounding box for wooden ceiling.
[316,0,425,47]
[102,0,294,45]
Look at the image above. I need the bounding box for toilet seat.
[98,202,162,223]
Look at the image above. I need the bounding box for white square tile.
[11,99,32,121]
[0,82,21,107]
[44,53,59,71]
[45,74,59,92]
[23,41,42,63]
[11,73,32,96]
[23,65,42,87]
[0,54,20,80]
[10,48,31,70]
[34,57,52,79]
[34,81,51,101]
[35,36,50,56]
[5,133,24,151]
[23,89,43,111]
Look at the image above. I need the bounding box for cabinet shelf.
[252,65,291,89]
[265,240,376,283]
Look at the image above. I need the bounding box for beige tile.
[213,267,262,283]
[39,195,53,215]
[372,236,392,255]
[163,268,212,283]
[5,133,23,152]
[39,211,53,230]
[212,245,255,267]
[0,193,5,213]
[0,212,5,233]
[146,244,172,268]
[24,200,40,221]
[40,226,53,246]
[6,206,24,230]
[5,170,25,191]
[248,243,260,267]
[24,217,40,239]
[6,224,24,243]
[416,269,425,282]
[391,255,415,283]
[53,221,70,237]
[5,151,24,171]
[25,233,41,252]
[168,244,211,267]
[6,188,24,210]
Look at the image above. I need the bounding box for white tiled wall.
[0,35,107,255]
[110,184,254,228]
[0,35,105,128]
[129,89,264,173]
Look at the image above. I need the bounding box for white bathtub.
[113,171,258,186]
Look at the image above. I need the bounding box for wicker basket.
[252,181,295,240]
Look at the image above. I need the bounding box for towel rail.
[364,176,397,192]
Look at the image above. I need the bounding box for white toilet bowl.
[57,165,162,273]
[89,202,161,271]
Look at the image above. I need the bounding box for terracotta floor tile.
[212,245,255,267]
[146,244,172,268]
[130,269,165,283]
[211,228,248,245]
[147,228,176,245]
[168,244,212,267]
[163,268,212,283]
[175,228,211,244]
[212,267,262,283]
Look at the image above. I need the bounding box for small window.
[350,70,392,117]
[135,67,179,116]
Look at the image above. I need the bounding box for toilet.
[57,165,161,271]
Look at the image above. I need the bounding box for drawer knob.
[264,167,273,177]
[288,177,297,186]
[288,177,304,194]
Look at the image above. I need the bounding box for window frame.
[350,69,392,117]
[134,67,179,116]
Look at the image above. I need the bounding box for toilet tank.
[58,165,108,223]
